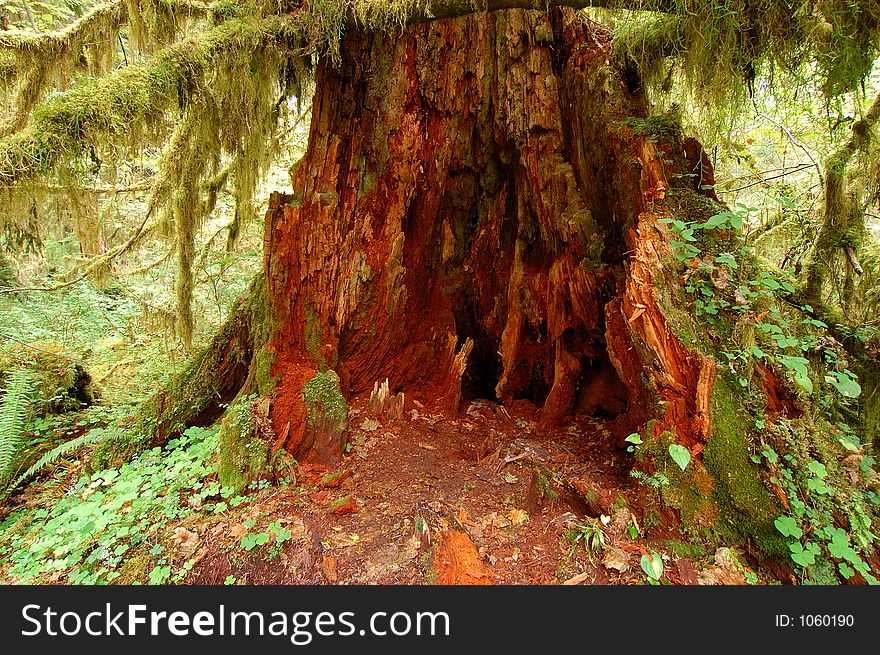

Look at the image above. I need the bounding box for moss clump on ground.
[664,539,707,559]
[217,394,269,492]
[0,348,95,415]
[302,369,347,430]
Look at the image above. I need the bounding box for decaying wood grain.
[433,530,494,585]
[260,9,722,462]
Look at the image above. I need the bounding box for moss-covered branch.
[0,1,128,54]
[803,92,880,305]
[0,13,297,186]
[0,0,213,54]
[0,0,218,129]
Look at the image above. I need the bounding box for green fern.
[0,367,34,485]
[6,429,110,496]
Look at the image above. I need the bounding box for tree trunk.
[260,9,718,465]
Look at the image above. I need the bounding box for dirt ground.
[186,396,767,586]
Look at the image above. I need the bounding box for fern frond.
[0,367,34,483]
[5,429,109,496]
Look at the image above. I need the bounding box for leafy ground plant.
[0,424,236,584]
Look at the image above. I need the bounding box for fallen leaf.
[507,508,528,525]
[676,558,698,585]
[563,570,592,585]
[171,527,199,555]
[229,524,248,540]
[602,546,631,573]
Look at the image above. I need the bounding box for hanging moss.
[0,12,305,187]
[614,0,880,113]
[0,0,214,130]
[92,274,267,467]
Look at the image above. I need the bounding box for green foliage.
[629,468,670,489]
[761,419,880,584]
[640,551,664,584]
[700,375,788,558]
[0,424,231,584]
[615,0,880,110]
[302,369,348,427]
[238,519,292,558]
[668,443,691,471]
[620,108,683,143]
[0,367,34,485]
[624,432,643,453]
[564,517,607,560]
[217,392,270,492]
[4,427,110,497]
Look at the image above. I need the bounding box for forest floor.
[176,396,765,586]
[0,377,780,586]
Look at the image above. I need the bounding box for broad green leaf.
[714,254,738,269]
[774,515,802,539]
[668,444,691,472]
[825,371,861,398]
[789,542,815,567]
[807,460,827,478]
[640,552,664,581]
[793,371,813,394]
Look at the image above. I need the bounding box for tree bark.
[261,9,718,464]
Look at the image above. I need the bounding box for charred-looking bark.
[260,9,717,465]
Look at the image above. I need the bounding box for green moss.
[252,347,276,396]
[329,495,353,513]
[302,370,347,429]
[664,539,707,559]
[304,304,322,363]
[534,20,554,44]
[620,108,683,144]
[94,275,266,468]
[639,429,720,536]
[861,370,880,447]
[217,394,269,492]
[0,349,95,416]
[703,374,788,559]
[115,549,152,585]
[535,471,560,502]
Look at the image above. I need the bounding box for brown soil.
[188,396,761,586]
